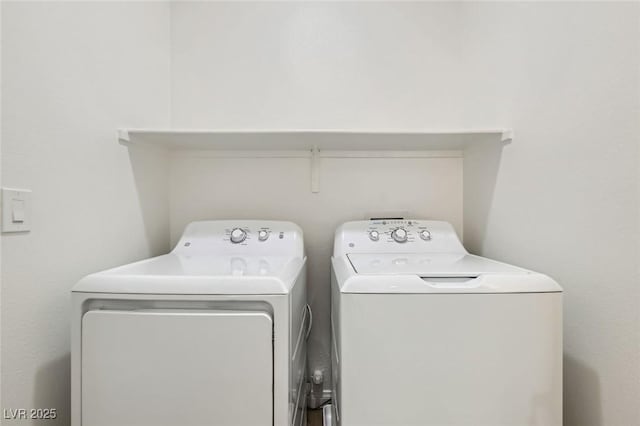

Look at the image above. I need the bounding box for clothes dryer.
[72,220,309,426]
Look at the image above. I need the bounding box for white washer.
[331,220,562,426]
[72,220,309,426]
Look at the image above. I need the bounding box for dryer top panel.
[73,220,305,295]
[73,253,305,294]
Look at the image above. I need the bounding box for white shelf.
[118,128,513,152]
[118,128,512,193]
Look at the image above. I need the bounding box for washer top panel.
[347,253,528,277]
[333,220,466,256]
[333,220,562,294]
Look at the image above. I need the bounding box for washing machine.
[330,220,562,426]
[71,220,309,426]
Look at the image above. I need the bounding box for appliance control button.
[230,228,247,244]
[419,230,432,241]
[392,228,408,243]
[258,230,269,241]
[369,230,380,241]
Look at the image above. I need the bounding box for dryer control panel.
[174,220,304,257]
[333,220,467,256]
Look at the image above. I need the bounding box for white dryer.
[72,220,309,426]
[331,220,562,426]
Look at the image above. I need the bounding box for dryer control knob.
[369,230,380,241]
[230,228,247,244]
[392,228,408,243]
[419,230,432,241]
[258,230,269,241]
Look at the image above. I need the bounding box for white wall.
[461,4,640,425]
[1,2,171,424]
[169,2,640,425]
[170,2,473,129]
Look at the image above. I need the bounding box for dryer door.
[81,309,273,426]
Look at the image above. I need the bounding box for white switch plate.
[2,188,32,233]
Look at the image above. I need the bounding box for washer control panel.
[366,220,432,245]
[333,219,466,256]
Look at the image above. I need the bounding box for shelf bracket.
[117,129,131,144]
[501,129,514,143]
[311,145,320,193]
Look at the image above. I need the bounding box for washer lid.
[347,253,528,277]
[72,253,305,295]
[336,254,561,294]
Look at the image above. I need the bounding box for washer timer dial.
[391,228,408,243]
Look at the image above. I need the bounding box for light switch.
[2,188,31,233]
[12,200,25,222]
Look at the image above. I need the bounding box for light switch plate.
[2,188,32,233]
